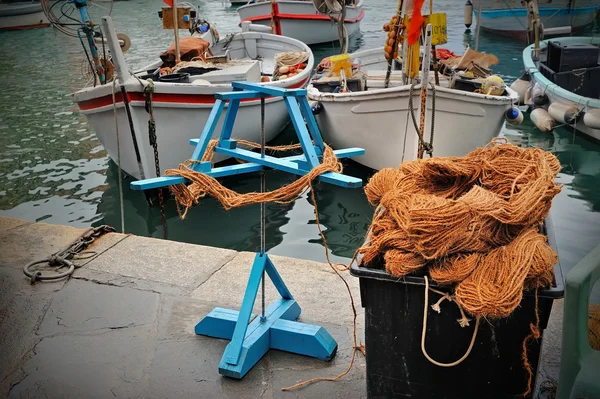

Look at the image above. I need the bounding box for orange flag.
[407,0,426,45]
[163,0,173,6]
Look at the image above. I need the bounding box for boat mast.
[74,0,105,84]
[172,0,181,63]
[527,0,541,59]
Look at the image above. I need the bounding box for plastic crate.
[350,218,564,399]
[539,63,600,99]
[547,41,599,72]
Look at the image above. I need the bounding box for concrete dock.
[0,216,563,398]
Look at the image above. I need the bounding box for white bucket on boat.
[548,102,581,125]
[530,108,554,133]
[583,109,600,130]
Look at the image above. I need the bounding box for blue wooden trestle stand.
[131,81,364,379]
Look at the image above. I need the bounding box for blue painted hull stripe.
[481,5,599,19]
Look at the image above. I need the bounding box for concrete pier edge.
[0,216,562,398]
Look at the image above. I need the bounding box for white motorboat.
[237,0,364,45]
[0,1,49,30]
[73,21,314,180]
[522,36,600,141]
[470,0,599,41]
[307,47,518,171]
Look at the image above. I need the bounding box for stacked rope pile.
[359,140,562,319]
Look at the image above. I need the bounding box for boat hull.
[310,86,515,170]
[81,94,291,180]
[0,2,49,30]
[473,0,599,40]
[237,0,364,45]
[73,30,314,180]
[522,36,600,142]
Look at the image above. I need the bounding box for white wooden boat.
[523,36,600,141]
[237,0,364,45]
[73,22,314,180]
[307,48,518,170]
[472,0,599,40]
[0,1,49,30]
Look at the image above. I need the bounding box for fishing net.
[359,139,562,319]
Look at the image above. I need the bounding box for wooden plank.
[231,81,307,97]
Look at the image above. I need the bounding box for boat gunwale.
[237,0,364,16]
[308,82,519,104]
[72,30,314,103]
[522,36,600,109]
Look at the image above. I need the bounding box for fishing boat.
[521,36,600,141]
[307,4,518,171]
[73,21,314,180]
[237,0,364,45]
[0,1,49,30]
[469,0,599,41]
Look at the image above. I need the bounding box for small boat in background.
[74,21,314,180]
[237,0,364,45]
[308,48,518,170]
[520,36,600,141]
[0,0,49,30]
[470,0,599,41]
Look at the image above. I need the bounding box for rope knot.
[423,142,433,156]
[431,292,452,313]
[144,79,155,94]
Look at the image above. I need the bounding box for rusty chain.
[144,80,168,240]
[23,225,115,284]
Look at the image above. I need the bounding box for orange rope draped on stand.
[166,143,341,218]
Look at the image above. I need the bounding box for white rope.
[111,78,126,234]
[421,275,480,367]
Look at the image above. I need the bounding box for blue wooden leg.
[195,308,255,339]
[219,297,301,378]
[194,253,338,380]
[271,318,338,361]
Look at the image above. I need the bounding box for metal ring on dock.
[23,257,75,284]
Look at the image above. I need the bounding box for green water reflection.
[0,0,598,292]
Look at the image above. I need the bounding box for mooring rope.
[111,78,125,233]
[421,276,480,367]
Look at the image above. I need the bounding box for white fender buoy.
[548,102,581,125]
[464,0,473,28]
[530,108,555,133]
[510,74,531,105]
[505,106,524,125]
[583,109,600,130]
[532,83,549,106]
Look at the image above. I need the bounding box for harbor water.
[0,0,599,294]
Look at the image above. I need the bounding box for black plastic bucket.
[350,218,564,399]
[158,72,190,83]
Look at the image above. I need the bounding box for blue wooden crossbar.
[131,147,365,191]
[130,82,363,380]
[232,81,307,97]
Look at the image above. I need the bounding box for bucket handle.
[421,276,481,367]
